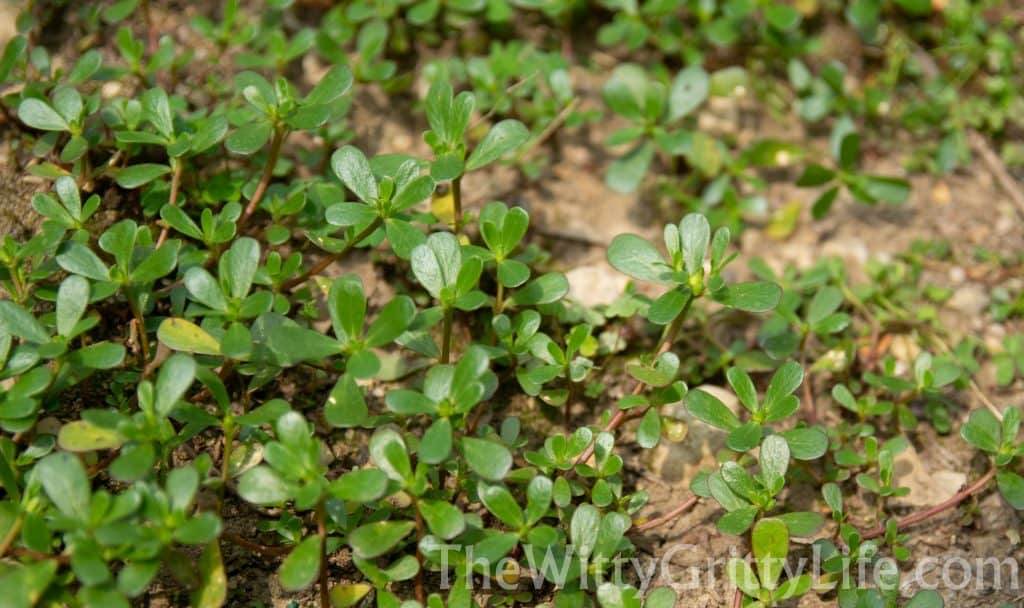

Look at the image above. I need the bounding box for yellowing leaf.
[58,420,126,452]
[330,583,372,608]
[158,318,221,356]
[431,189,456,230]
[765,201,802,240]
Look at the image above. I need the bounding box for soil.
[3,1,1024,607]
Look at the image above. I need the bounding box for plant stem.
[572,297,690,468]
[0,514,23,559]
[316,500,329,608]
[240,125,286,227]
[495,282,505,314]
[128,294,151,361]
[280,217,383,292]
[156,160,184,247]
[632,496,699,533]
[220,531,292,556]
[732,588,743,608]
[440,307,454,364]
[798,332,818,424]
[451,176,462,234]
[411,496,426,604]
[862,466,997,540]
[218,419,235,515]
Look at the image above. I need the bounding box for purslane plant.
[0,3,1021,608]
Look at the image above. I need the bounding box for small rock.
[566,263,630,307]
[948,283,988,317]
[891,444,966,508]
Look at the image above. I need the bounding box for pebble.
[566,263,629,307]
[891,444,966,508]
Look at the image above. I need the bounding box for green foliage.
[0,2,1018,607]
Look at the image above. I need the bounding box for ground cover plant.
[0,1,1023,607]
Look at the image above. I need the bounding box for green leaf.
[603,64,648,121]
[606,140,655,193]
[862,175,910,204]
[780,428,828,460]
[726,558,760,597]
[479,482,524,529]
[141,88,174,138]
[225,121,271,154]
[796,164,835,187]
[305,65,354,106]
[752,517,788,590]
[278,535,321,591]
[686,389,740,431]
[331,468,388,503]
[238,466,292,504]
[265,322,342,364]
[157,318,221,356]
[370,428,413,484]
[507,272,569,307]
[18,98,69,131]
[776,511,824,537]
[36,452,90,522]
[191,541,227,608]
[570,503,601,558]
[960,409,1001,453]
[348,520,415,559]
[130,241,179,284]
[904,590,944,608]
[0,301,49,343]
[419,499,466,540]
[773,574,811,601]
[759,434,790,493]
[420,417,452,464]
[668,65,709,121]
[712,281,782,312]
[607,233,668,284]
[764,361,803,409]
[332,145,378,204]
[811,186,840,219]
[462,437,512,481]
[223,237,259,299]
[636,408,662,448]
[154,354,196,417]
[328,274,366,344]
[726,367,758,413]
[174,512,222,544]
[325,373,367,428]
[465,119,529,172]
[997,471,1024,510]
[644,587,677,608]
[56,241,111,281]
[647,289,687,325]
[115,164,171,189]
[678,213,709,275]
[627,352,679,388]
[0,560,57,608]
[411,231,461,300]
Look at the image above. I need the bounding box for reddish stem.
[221,531,292,556]
[239,126,286,227]
[862,466,997,540]
[632,496,699,533]
[156,161,183,247]
[279,217,382,292]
